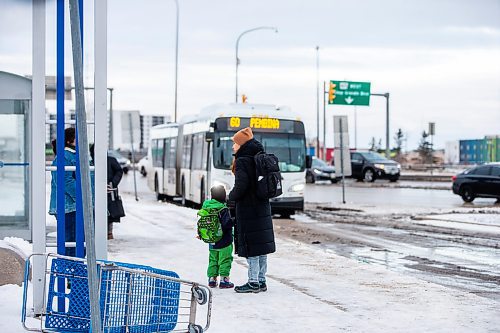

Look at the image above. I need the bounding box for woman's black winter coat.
[228,139,276,258]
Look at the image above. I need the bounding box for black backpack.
[254,152,283,199]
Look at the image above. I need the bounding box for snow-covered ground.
[1,194,499,332]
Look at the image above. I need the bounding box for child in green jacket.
[198,185,234,289]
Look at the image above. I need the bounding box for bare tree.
[417,131,432,164]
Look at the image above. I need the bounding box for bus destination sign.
[228,117,284,131]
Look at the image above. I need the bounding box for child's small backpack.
[197,205,225,243]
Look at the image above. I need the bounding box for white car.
[137,156,150,177]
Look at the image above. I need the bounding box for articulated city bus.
[147,123,179,199]
[148,103,308,216]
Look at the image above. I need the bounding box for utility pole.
[354,106,357,150]
[322,80,326,161]
[371,92,390,158]
[108,87,114,149]
[316,46,320,157]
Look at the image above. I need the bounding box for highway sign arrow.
[345,96,354,104]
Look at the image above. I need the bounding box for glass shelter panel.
[0,100,29,227]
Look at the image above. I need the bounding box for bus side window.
[202,134,208,170]
[169,138,176,168]
[182,135,192,169]
[151,139,157,166]
[192,133,203,170]
[163,138,170,167]
[156,140,164,168]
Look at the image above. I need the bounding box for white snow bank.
[0,237,31,259]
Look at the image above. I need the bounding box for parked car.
[452,163,500,203]
[137,156,150,177]
[306,157,337,183]
[350,151,400,182]
[108,150,131,174]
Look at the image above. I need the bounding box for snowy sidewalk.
[108,196,499,332]
[1,193,499,332]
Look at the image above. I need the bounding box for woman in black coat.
[107,155,123,239]
[229,127,275,293]
[89,145,124,240]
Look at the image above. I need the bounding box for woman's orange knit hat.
[232,127,253,146]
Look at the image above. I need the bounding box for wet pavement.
[274,206,500,300]
[305,181,498,209]
[121,174,500,300]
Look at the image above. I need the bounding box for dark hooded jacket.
[228,139,276,257]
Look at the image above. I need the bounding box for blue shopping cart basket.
[22,253,212,333]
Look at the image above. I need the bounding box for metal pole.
[95,0,108,260]
[172,0,179,122]
[32,0,47,315]
[385,93,390,158]
[235,41,240,103]
[371,92,391,158]
[316,46,319,157]
[322,80,326,161]
[235,26,278,103]
[108,87,114,149]
[430,132,434,176]
[129,113,139,201]
[68,1,102,332]
[339,118,346,204]
[354,106,357,150]
[56,0,66,312]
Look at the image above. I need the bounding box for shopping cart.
[22,253,212,333]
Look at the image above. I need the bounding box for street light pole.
[235,26,278,103]
[316,46,320,158]
[108,87,114,148]
[171,0,179,122]
[371,92,390,158]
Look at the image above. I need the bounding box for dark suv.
[350,151,400,182]
[452,164,500,202]
[306,157,337,183]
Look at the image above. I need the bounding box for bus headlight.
[289,183,305,192]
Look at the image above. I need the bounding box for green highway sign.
[329,80,371,106]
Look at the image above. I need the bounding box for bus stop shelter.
[0,71,32,240]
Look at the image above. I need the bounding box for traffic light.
[242,94,248,103]
[328,82,336,104]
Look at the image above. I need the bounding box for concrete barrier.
[399,174,453,182]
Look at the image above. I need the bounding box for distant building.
[444,141,459,165]
[110,110,169,152]
[140,115,168,150]
[456,135,499,164]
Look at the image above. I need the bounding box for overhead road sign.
[329,80,371,106]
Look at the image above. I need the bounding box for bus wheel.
[155,175,163,201]
[200,181,205,204]
[181,179,186,206]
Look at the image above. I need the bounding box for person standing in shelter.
[89,144,124,239]
[106,150,124,239]
[48,128,78,257]
[229,127,276,293]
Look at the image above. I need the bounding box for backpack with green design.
[197,204,225,243]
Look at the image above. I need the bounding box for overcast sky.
[1,0,499,150]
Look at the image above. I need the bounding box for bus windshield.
[213,132,306,172]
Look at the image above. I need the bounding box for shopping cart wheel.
[188,324,204,333]
[193,286,208,305]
